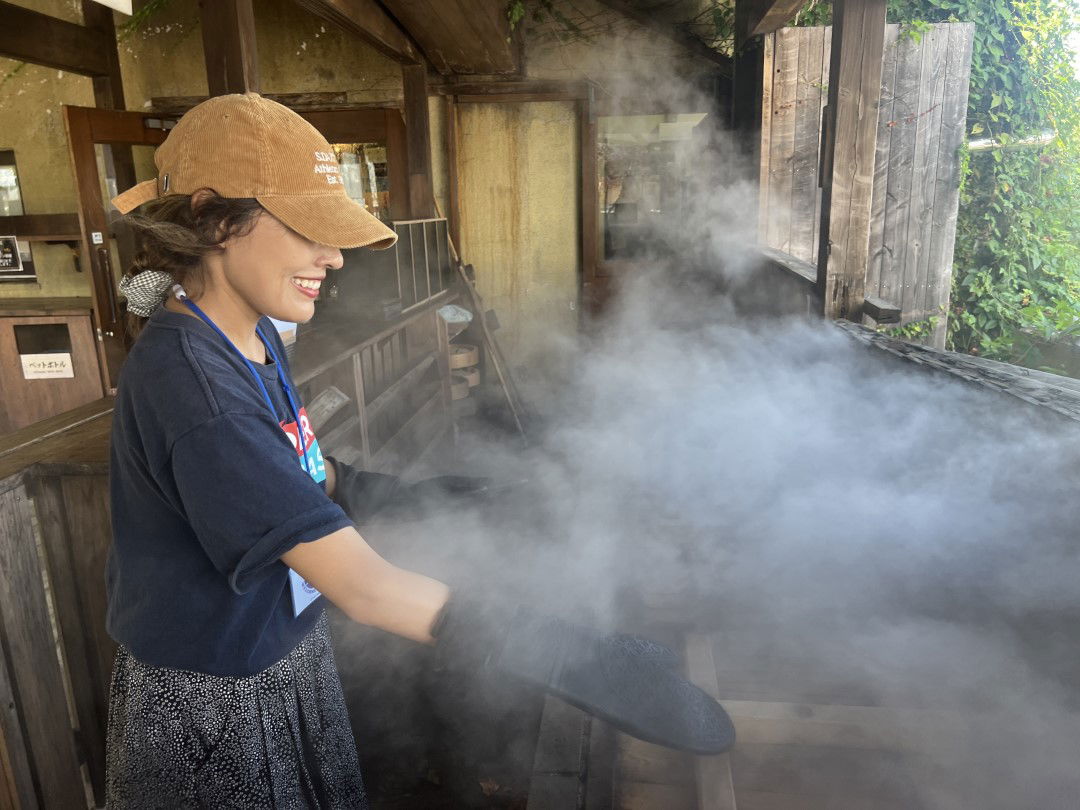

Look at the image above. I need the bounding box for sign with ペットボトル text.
[20,352,74,379]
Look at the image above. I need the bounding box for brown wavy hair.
[122,190,264,338]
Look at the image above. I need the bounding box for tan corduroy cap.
[112,93,397,250]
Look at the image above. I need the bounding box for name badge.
[281,406,326,617]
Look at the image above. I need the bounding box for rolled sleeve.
[169,411,353,593]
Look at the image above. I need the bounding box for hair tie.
[118,270,174,317]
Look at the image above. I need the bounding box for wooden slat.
[766,27,799,254]
[876,26,919,314]
[381,0,517,75]
[816,0,888,319]
[292,0,421,64]
[684,634,738,810]
[865,25,900,303]
[908,25,950,327]
[30,474,112,807]
[434,80,589,99]
[788,26,825,263]
[200,0,260,95]
[82,0,127,111]
[925,24,974,348]
[0,1,111,75]
[757,32,775,240]
[0,485,86,809]
[0,631,35,810]
[580,91,599,296]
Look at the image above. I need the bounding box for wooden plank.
[381,0,517,75]
[811,24,830,265]
[30,474,109,806]
[0,485,86,809]
[445,96,462,254]
[865,25,900,304]
[766,27,799,254]
[200,0,260,95]
[908,25,950,327]
[0,630,35,810]
[877,26,919,316]
[718,699,968,755]
[364,354,436,418]
[816,0,888,319]
[615,780,696,809]
[926,24,974,348]
[758,32,775,240]
[684,634,737,810]
[580,92,599,296]
[789,26,825,263]
[403,65,436,220]
[292,0,422,64]
[0,1,111,75]
[729,743,928,803]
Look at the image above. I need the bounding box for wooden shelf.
[0,214,81,243]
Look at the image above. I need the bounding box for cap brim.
[257,194,397,250]
[112,179,159,214]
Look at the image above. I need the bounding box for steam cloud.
[338,75,1080,808]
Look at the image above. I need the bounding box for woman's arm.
[280,527,449,644]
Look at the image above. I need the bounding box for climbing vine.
[794,0,1080,369]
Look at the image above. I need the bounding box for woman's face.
[217,210,343,324]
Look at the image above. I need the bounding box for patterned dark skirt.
[105,612,367,809]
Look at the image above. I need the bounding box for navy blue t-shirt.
[107,307,352,676]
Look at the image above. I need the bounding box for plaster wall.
[456,101,579,374]
[0,0,95,298]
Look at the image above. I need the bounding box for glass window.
[0,149,24,216]
[598,113,709,261]
[332,143,389,223]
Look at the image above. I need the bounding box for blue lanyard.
[178,291,310,474]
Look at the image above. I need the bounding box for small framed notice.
[0,236,36,282]
[0,235,20,271]
[21,352,74,379]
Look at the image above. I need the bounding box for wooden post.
[445,94,462,257]
[402,64,435,220]
[199,0,260,96]
[816,0,888,320]
[579,87,600,314]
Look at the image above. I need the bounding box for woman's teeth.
[293,278,321,291]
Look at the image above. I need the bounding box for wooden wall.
[760,23,974,347]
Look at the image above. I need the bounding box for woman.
[105,93,731,809]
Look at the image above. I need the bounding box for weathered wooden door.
[760,23,974,347]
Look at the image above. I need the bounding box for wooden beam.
[738,0,808,45]
[403,65,435,219]
[445,95,461,254]
[149,92,351,115]
[0,2,111,75]
[292,0,421,64]
[0,214,80,242]
[434,79,589,101]
[863,295,902,324]
[580,89,599,302]
[199,0,260,95]
[816,0,888,321]
[593,0,733,75]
